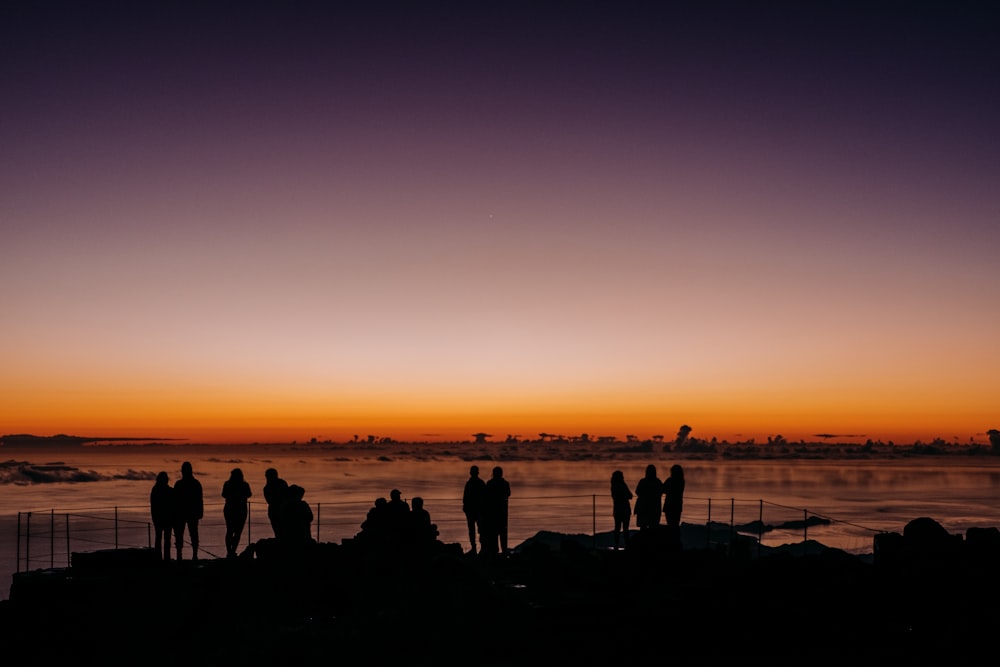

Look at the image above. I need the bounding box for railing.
[13,494,884,572]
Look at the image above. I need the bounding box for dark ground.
[3,520,998,666]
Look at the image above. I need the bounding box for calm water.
[3,444,1000,600]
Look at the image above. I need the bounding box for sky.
[2,1,998,445]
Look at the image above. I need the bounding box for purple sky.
[2,2,998,444]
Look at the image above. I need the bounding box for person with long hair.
[662,464,686,548]
[610,470,633,550]
[150,471,174,561]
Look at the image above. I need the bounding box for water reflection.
[3,446,1000,575]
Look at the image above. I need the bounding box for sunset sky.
[2,2,998,445]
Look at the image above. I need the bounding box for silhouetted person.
[409,496,438,544]
[387,488,410,520]
[173,461,204,561]
[363,497,388,530]
[150,471,174,561]
[610,470,633,550]
[662,464,685,548]
[386,488,411,545]
[263,468,289,539]
[462,465,486,554]
[360,496,389,546]
[634,464,662,531]
[482,466,511,556]
[281,484,314,545]
[222,467,252,559]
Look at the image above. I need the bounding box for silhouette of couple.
[262,468,313,546]
[149,461,204,561]
[463,465,511,556]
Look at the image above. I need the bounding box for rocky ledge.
[2,517,999,666]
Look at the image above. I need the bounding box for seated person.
[409,496,438,542]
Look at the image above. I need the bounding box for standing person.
[634,464,663,531]
[263,468,289,539]
[150,471,174,561]
[483,466,512,556]
[222,468,252,559]
[662,464,686,548]
[173,461,204,561]
[610,470,633,550]
[462,465,486,554]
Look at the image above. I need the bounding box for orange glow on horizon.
[6,363,996,443]
[3,356,996,446]
[3,403,994,447]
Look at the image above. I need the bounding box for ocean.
[3,442,1000,601]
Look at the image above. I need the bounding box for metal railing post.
[316,503,321,542]
[115,506,119,549]
[729,498,735,553]
[706,498,712,549]
[758,500,763,558]
[65,514,71,567]
[803,509,808,555]
[25,512,31,571]
[16,512,22,573]
[592,494,597,549]
[50,509,55,568]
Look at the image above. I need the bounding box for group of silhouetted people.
[610,463,685,550]
[150,460,681,561]
[358,463,512,557]
[357,488,439,550]
[150,463,314,561]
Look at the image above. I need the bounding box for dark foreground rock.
[2,519,999,666]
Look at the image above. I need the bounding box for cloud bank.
[0,460,157,485]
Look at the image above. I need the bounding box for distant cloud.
[0,460,157,485]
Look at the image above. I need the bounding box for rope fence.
[13,494,884,573]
